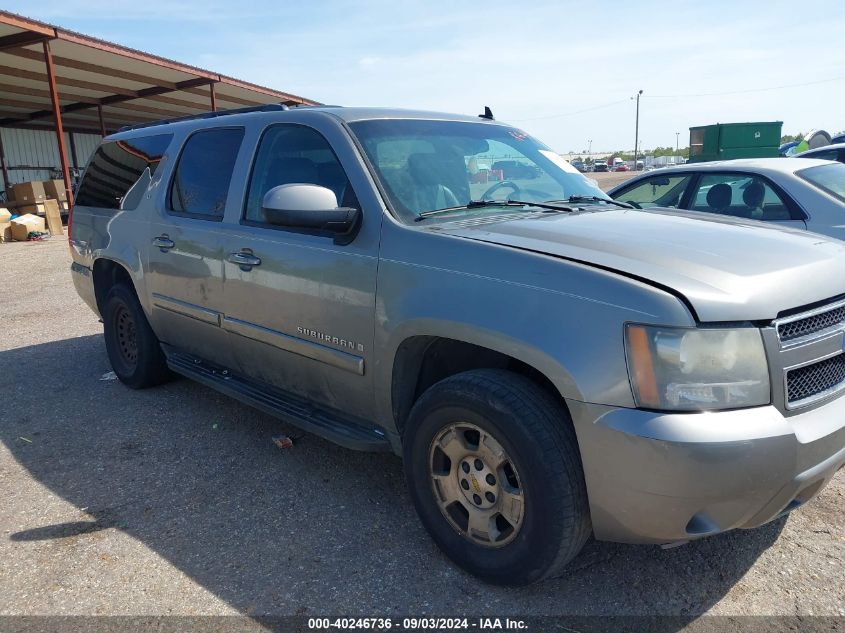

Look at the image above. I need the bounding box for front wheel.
[403,369,591,585]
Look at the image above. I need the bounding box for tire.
[102,282,170,389]
[403,369,591,585]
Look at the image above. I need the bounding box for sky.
[8,0,845,154]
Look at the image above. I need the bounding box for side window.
[75,134,173,210]
[244,124,356,224]
[614,175,691,209]
[804,150,839,162]
[169,128,244,219]
[689,173,793,221]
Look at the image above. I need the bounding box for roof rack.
[117,103,291,133]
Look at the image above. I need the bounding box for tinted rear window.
[75,134,173,210]
[798,163,845,203]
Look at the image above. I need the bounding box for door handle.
[228,251,262,269]
[152,235,175,250]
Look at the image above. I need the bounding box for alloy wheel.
[428,422,525,547]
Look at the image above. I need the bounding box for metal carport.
[0,10,318,207]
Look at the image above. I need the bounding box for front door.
[219,122,380,419]
[145,127,245,368]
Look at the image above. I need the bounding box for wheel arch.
[92,258,137,314]
[388,329,581,438]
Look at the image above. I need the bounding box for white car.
[608,158,845,240]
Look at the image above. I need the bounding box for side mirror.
[261,184,361,244]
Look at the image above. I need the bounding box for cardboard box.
[0,207,11,223]
[0,222,11,243]
[43,179,68,203]
[10,181,46,204]
[43,199,63,236]
[14,202,47,216]
[10,213,46,241]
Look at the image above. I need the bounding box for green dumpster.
[688,121,783,163]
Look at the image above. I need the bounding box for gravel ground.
[588,170,638,191]
[0,238,843,621]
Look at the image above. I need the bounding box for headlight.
[625,324,770,411]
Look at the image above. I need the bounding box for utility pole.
[633,90,643,169]
[588,139,593,154]
[675,132,680,155]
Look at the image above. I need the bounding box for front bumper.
[568,396,845,544]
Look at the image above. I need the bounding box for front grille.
[787,353,845,404]
[778,302,845,342]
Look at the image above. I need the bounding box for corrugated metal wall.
[71,133,102,169]
[1,127,102,195]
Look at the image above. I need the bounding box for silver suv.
[70,105,845,585]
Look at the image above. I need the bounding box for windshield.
[798,163,845,203]
[348,119,607,223]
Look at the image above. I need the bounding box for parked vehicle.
[615,163,629,172]
[70,106,845,586]
[592,159,609,172]
[795,142,845,164]
[609,158,845,240]
[491,159,540,180]
[570,159,587,173]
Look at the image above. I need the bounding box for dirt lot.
[589,170,638,191]
[1,238,843,622]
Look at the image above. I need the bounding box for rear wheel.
[403,369,591,585]
[103,283,170,389]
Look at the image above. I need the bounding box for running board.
[166,351,392,452]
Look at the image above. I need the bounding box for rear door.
[145,126,244,367]
[218,121,380,419]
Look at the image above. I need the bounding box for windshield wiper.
[416,199,576,221]
[566,195,633,209]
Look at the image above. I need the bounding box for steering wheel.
[481,180,521,200]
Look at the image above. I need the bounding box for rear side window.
[799,163,845,203]
[75,134,172,210]
[169,128,244,219]
[803,149,839,162]
[689,173,795,221]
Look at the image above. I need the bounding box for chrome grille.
[787,354,845,405]
[778,301,845,343]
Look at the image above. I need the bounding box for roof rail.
[117,103,291,133]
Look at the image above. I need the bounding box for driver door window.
[244,124,356,225]
[614,175,691,208]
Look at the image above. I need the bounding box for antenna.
[478,106,494,121]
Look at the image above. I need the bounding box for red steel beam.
[0,11,56,36]
[0,31,53,52]
[42,40,74,207]
[210,82,217,112]
[0,76,215,125]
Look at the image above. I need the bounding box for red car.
[615,163,630,172]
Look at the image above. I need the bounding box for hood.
[437,208,845,322]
